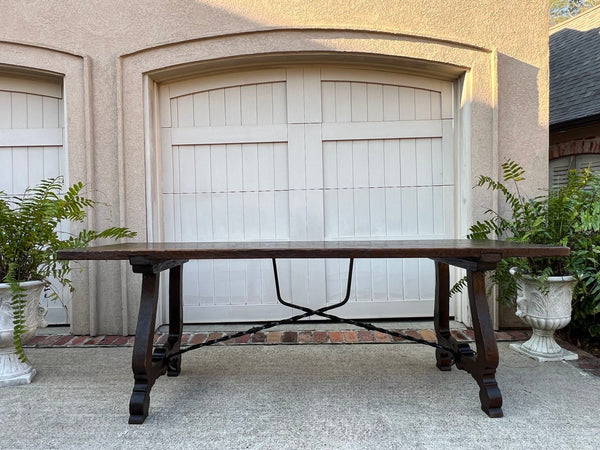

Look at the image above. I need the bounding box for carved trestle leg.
[128,259,186,424]
[129,269,162,424]
[465,269,503,418]
[433,259,503,418]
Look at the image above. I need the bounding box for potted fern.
[466,160,600,361]
[0,177,135,386]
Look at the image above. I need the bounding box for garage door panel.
[401,187,418,235]
[226,144,243,191]
[242,191,260,239]
[193,92,210,126]
[227,192,245,239]
[325,258,433,304]
[416,139,433,185]
[354,259,372,301]
[225,86,242,125]
[336,141,354,189]
[368,140,385,186]
[27,94,43,126]
[0,76,67,324]
[208,89,226,126]
[322,120,442,141]
[430,91,442,119]
[0,92,10,126]
[400,139,417,185]
[382,84,400,121]
[323,80,443,124]
[28,147,45,184]
[176,95,194,127]
[257,143,275,190]
[160,66,454,322]
[399,87,416,120]
[168,69,287,100]
[320,67,444,93]
[197,260,215,305]
[0,148,12,189]
[415,89,433,120]
[10,92,27,126]
[369,188,386,236]
[287,124,307,190]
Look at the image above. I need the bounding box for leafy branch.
[0,177,136,361]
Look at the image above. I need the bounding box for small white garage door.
[0,73,68,324]
[159,66,455,322]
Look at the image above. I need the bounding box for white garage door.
[0,73,68,324]
[159,66,454,322]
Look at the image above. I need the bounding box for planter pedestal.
[509,271,577,362]
[0,354,37,386]
[510,331,578,362]
[0,281,48,386]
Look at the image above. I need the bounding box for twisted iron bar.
[165,258,469,363]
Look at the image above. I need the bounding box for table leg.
[129,270,163,424]
[465,269,503,418]
[434,262,452,371]
[127,259,189,424]
[167,264,183,377]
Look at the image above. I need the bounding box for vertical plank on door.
[415,89,431,120]
[286,67,304,124]
[177,96,194,127]
[321,82,336,123]
[287,124,306,190]
[0,91,11,127]
[225,86,241,126]
[352,140,369,188]
[303,68,322,123]
[193,92,210,127]
[335,82,351,122]
[0,148,12,192]
[11,93,27,128]
[366,84,384,122]
[256,84,273,125]
[240,85,257,125]
[209,89,226,126]
[351,82,368,122]
[383,85,400,121]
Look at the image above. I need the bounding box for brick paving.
[23,327,599,377]
[26,328,532,348]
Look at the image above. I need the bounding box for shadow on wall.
[494,53,545,200]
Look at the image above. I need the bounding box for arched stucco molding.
[0,41,95,334]
[117,28,497,332]
[0,41,92,187]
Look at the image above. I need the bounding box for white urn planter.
[509,270,578,362]
[0,281,48,386]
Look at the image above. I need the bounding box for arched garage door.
[158,66,455,322]
[0,73,68,324]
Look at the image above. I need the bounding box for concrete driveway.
[1,340,599,449]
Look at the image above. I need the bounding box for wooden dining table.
[58,239,569,424]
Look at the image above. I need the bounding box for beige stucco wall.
[0,1,549,334]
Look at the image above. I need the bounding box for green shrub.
[460,160,600,342]
[0,177,136,360]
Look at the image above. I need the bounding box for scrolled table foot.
[167,355,181,377]
[129,385,151,424]
[435,348,453,371]
[478,375,504,418]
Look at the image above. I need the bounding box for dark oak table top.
[57,239,569,261]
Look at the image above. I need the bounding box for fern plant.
[463,160,600,339]
[0,177,136,361]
